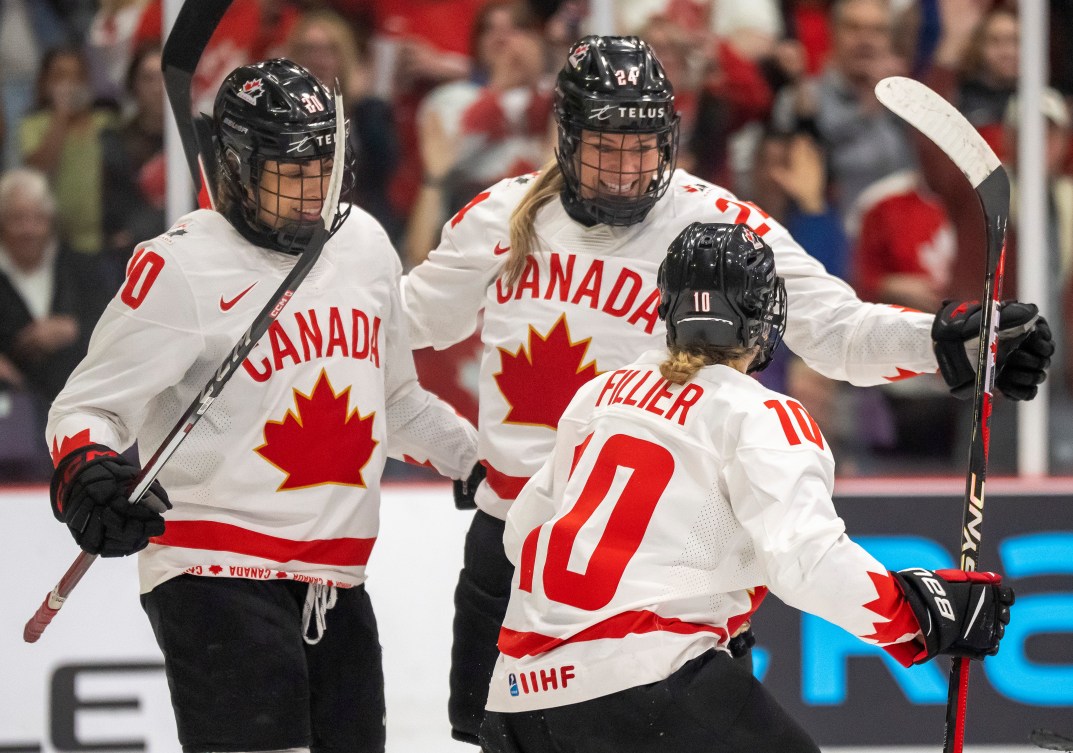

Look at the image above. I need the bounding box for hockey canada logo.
[569,43,589,68]
[238,78,265,105]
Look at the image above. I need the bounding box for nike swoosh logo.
[964,589,988,639]
[493,242,510,256]
[220,282,258,311]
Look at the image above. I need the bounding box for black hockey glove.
[892,567,1014,664]
[453,462,486,510]
[50,444,171,557]
[932,300,1054,401]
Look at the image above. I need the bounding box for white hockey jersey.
[47,208,477,593]
[402,170,937,519]
[485,350,924,713]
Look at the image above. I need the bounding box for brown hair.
[504,158,564,286]
[659,344,757,385]
[959,5,1018,81]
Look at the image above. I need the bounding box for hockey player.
[478,222,1014,753]
[45,60,477,753]
[401,36,1049,744]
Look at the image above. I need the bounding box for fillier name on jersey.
[402,169,938,520]
[486,351,922,713]
[48,207,477,593]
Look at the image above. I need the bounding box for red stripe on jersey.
[483,462,530,500]
[498,609,728,659]
[151,520,376,567]
[726,586,768,637]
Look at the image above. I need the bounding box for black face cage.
[221,123,356,256]
[556,116,679,227]
[747,275,787,373]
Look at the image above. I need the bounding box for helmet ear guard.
[657,222,787,373]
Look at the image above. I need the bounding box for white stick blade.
[875,76,1001,188]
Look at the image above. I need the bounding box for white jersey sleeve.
[672,183,938,385]
[400,178,523,350]
[382,247,478,479]
[47,243,203,456]
[726,396,922,658]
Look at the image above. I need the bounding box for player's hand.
[893,568,1014,663]
[453,462,485,511]
[51,444,171,557]
[932,299,1053,400]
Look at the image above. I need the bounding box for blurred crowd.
[2,0,1072,482]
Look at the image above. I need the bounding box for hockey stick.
[1032,729,1073,752]
[161,0,233,206]
[875,76,1010,753]
[23,84,348,647]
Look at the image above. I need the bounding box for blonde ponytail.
[659,345,759,384]
[505,159,565,287]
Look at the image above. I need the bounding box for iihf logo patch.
[238,78,265,105]
[508,673,519,697]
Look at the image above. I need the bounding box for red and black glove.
[932,300,1054,401]
[893,567,1014,664]
[50,444,171,557]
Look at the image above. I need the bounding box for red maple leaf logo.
[860,570,921,645]
[209,565,222,575]
[50,429,92,467]
[494,315,599,429]
[255,370,379,491]
[884,367,924,382]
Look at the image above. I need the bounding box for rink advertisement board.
[756,478,1073,747]
[1,481,1069,752]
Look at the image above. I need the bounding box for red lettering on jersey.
[497,253,661,334]
[595,369,626,407]
[715,197,771,236]
[326,308,348,357]
[643,379,675,416]
[120,249,165,309]
[514,256,540,300]
[450,191,491,227]
[601,268,643,317]
[242,308,382,381]
[269,322,301,370]
[296,311,324,360]
[570,260,603,309]
[545,254,575,301]
[664,383,704,425]
[765,399,824,449]
[539,434,675,610]
[620,370,653,407]
[351,309,372,359]
[518,526,540,593]
[610,370,639,404]
[626,290,661,334]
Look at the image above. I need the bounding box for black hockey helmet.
[657,222,787,373]
[213,58,352,254]
[555,35,679,227]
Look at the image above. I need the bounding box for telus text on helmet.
[588,105,667,122]
[287,132,335,154]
